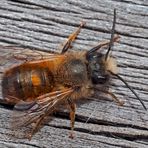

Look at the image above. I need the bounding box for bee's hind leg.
[67,98,76,139]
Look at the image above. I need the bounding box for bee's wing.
[10,88,74,139]
[0,45,65,105]
[0,45,58,72]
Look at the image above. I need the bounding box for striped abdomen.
[2,66,54,104]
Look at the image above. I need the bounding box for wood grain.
[0,0,148,147]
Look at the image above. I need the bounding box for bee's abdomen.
[2,67,54,103]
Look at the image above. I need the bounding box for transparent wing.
[0,45,64,105]
[10,88,73,139]
[0,45,58,72]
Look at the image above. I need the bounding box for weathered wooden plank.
[0,0,148,147]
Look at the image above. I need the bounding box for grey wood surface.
[0,0,148,147]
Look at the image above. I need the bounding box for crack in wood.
[112,0,148,7]
[54,112,148,131]
[8,0,81,14]
[0,139,41,148]
[48,123,148,141]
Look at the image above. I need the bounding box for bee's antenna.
[110,71,147,110]
[105,9,116,61]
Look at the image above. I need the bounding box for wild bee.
[1,9,146,140]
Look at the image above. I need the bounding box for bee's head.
[87,52,117,85]
[86,9,118,85]
[86,9,147,110]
